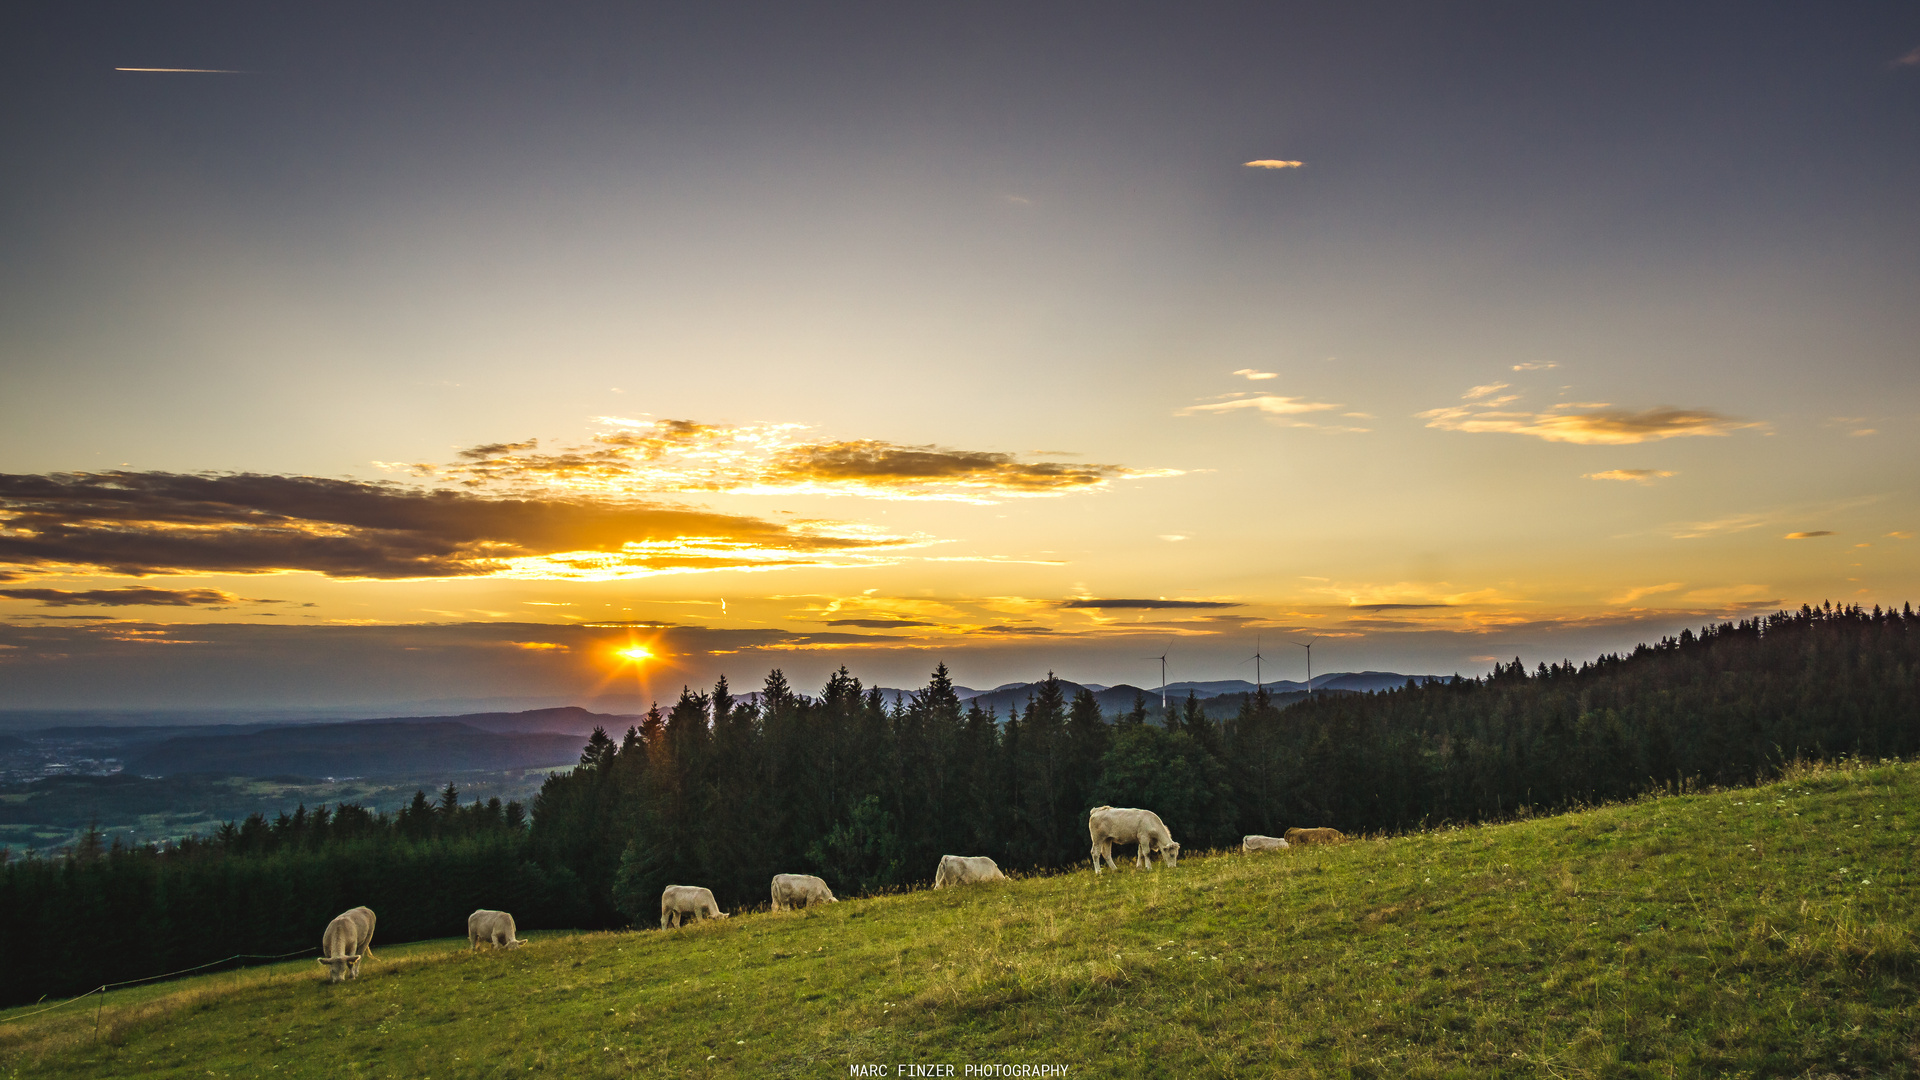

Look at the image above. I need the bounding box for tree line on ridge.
[0,601,1912,1006]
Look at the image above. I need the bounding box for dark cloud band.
[1059,598,1240,609]
[0,587,246,607]
[0,471,889,580]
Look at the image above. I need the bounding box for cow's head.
[316,954,361,983]
[504,939,525,949]
[1162,841,1181,867]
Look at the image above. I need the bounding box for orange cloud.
[429,420,1175,504]
[1243,159,1303,169]
[0,471,915,581]
[1784,531,1834,540]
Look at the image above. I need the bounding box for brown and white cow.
[1284,827,1348,846]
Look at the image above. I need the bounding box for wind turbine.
[1242,635,1267,693]
[1143,643,1170,713]
[1291,636,1319,703]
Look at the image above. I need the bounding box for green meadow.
[2,758,1914,1079]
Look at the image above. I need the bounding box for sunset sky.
[3,4,1917,711]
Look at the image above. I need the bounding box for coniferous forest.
[2,602,1914,1007]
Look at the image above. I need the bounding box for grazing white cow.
[468,909,525,950]
[932,855,1007,888]
[1088,806,1181,872]
[660,885,728,928]
[770,873,837,911]
[1242,834,1290,853]
[316,906,376,984]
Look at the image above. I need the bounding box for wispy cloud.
[1784,531,1834,539]
[1680,584,1779,608]
[418,420,1175,504]
[826,618,935,629]
[114,67,246,74]
[1671,512,1770,540]
[1232,369,1278,380]
[1511,362,1559,372]
[1177,394,1342,417]
[1896,46,1920,67]
[1347,603,1451,611]
[1243,160,1303,169]
[1611,582,1684,605]
[1419,396,1762,445]
[1463,382,1511,400]
[1584,469,1676,484]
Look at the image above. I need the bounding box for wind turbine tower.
[1144,645,1170,713]
[1243,636,1267,693]
[1291,637,1319,704]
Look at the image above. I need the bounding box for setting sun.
[614,645,653,663]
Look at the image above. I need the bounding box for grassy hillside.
[3,758,1915,1079]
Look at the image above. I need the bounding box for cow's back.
[1284,827,1347,845]
[772,873,833,908]
[469,908,515,944]
[937,854,1004,885]
[323,906,375,957]
[1090,806,1168,843]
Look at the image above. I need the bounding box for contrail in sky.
[114,67,246,73]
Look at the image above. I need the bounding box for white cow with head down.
[770,873,837,911]
[1088,806,1180,872]
[932,855,1007,888]
[316,906,376,984]
[1242,834,1290,853]
[468,909,525,950]
[660,885,728,928]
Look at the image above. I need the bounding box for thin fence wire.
[0,946,318,1025]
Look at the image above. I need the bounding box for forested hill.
[2,603,1912,1008]
[528,602,1919,925]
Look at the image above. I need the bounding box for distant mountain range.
[6,677,1446,783]
[870,672,1442,718]
[129,721,591,780]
